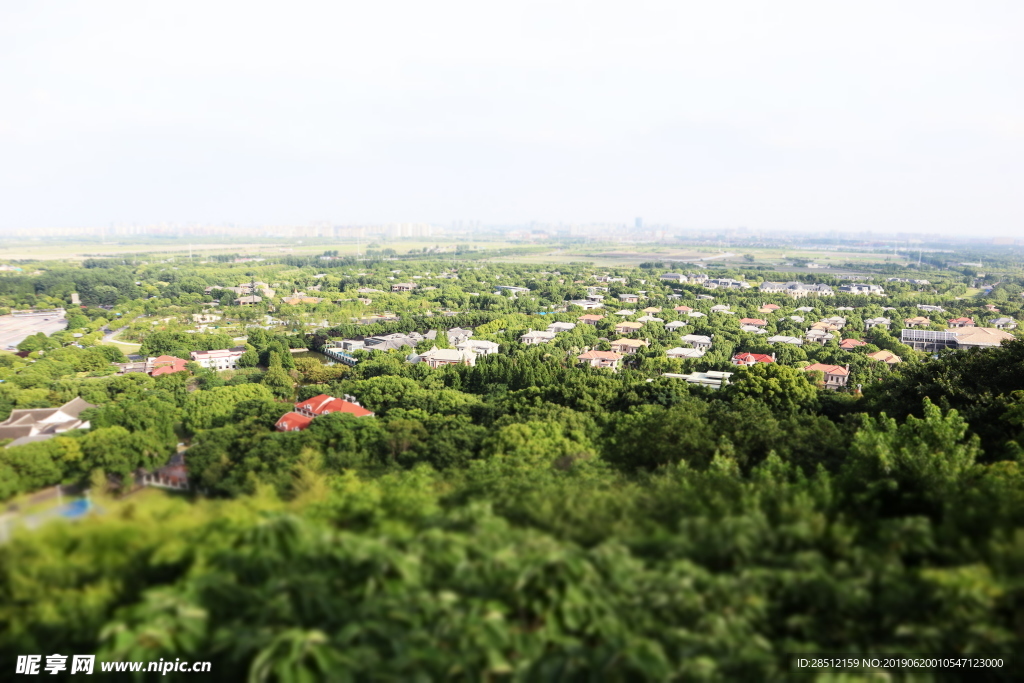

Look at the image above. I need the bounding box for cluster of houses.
[115,346,248,377]
[0,397,96,448]
[328,328,500,368]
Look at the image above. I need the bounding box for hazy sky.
[2,1,1022,235]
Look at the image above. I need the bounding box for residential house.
[617,293,640,303]
[766,335,804,346]
[577,350,623,369]
[904,316,931,327]
[363,332,425,351]
[741,325,769,334]
[739,318,768,327]
[190,347,247,371]
[992,317,1017,330]
[610,338,649,354]
[661,370,733,389]
[710,304,732,313]
[520,330,557,345]
[614,321,644,335]
[415,347,477,368]
[234,295,262,306]
[614,309,636,316]
[732,352,776,366]
[948,317,975,328]
[391,282,417,292]
[758,304,781,313]
[840,339,867,350]
[665,320,688,331]
[578,314,605,325]
[635,315,663,323]
[149,355,189,376]
[917,304,946,312]
[795,306,815,313]
[666,347,705,359]
[680,334,713,351]
[863,317,891,330]
[0,397,96,448]
[642,306,662,314]
[674,305,694,313]
[659,273,687,282]
[456,339,500,355]
[546,322,577,333]
[446,327,474,345]
[805,329,835,345]
[789,315,805,323]
[277,394,373,431]
[803,363,851,389]
[688,311,707,318]
[867,349,902,365]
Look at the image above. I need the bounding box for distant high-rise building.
[635,217,643,229]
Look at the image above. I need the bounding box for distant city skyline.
[2,2,1022,237]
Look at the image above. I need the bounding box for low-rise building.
[840,338,867,350]
[867,349,902,365]
[547,322,577,333]
[610,338,649,354]
[391,282,417,292]
[948,317,975,328]
[567,299,604,310]
[759,281,834,297]
[662,370,733,388]
[0,397,96,447]
[665,320,688,331]
[803,363,850,389]
[991,317,1017,330]
[805,329,835,345]
[739,318,768,327]
[577,350,623,369]
[456,339,500,355]
[666,346,705,359]
[190,347,247,371]
[614,321,644,335]
[578,314,605,325]
[863,317,891,330]
[767,335,804,346]
[732,352,776,366]
[904,316,931,327]
[520,329,557,345]
[415,346,477,368]
[617,293,640,303]
[659,273,687,282]
[680,334,713,351]
[277,394,374,431]
[838,284,885,295]
[149,355,189,376]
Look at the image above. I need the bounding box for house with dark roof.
[0,397,96,448]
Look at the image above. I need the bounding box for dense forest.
[1,254,1022,680]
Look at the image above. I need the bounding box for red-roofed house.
[295,394,374,418]
[148,355,189,377]
[732,352,776,366]
[739,318,768,327]
[839,339,867,350]
[948,317,975,328]
[802,363,850,390]
[577,349,623,369]
[275,412,314,432]
[674,305,693,313]
[758,304,781,313]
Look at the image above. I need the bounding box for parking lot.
[0,314,68,350]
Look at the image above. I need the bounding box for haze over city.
[2,1,1022,236]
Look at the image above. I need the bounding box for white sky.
[1,1,1022,235]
